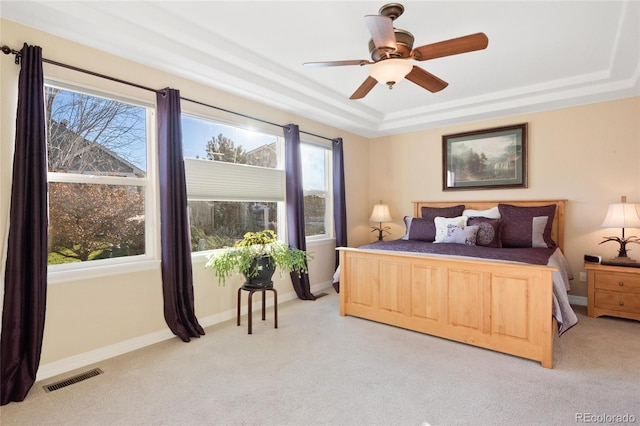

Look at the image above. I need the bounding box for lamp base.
[370,225,390,242]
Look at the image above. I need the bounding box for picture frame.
[442,123,528,191]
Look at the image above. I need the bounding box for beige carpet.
[1,289,639,425]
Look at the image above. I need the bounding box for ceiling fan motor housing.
[368,29,414,61]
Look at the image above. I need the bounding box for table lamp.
[599,196,640,262]
[369,202,392,241]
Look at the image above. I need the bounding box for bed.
[337,200,577,368]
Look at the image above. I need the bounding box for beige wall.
[368,97,640,297]
[0,19,370,376]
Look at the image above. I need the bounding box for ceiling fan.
[303,3,489,100]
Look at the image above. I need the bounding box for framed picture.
[442,123,527,191]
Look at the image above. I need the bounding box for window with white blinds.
[184,158,284,202]
[181,114,284,251]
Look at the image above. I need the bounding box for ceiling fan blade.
[412,33,489,61]
[303,59,372,67]
[364,15,397,51]
[350,76,378,100]
[405,66,448,93]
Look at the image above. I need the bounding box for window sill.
[191,251,213,265]
[190,237,336,264]
[48,259,161,285]
[305,237,336,248]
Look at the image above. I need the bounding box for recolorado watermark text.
[576,413,636,423]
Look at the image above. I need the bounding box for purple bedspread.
[359,240,557,265]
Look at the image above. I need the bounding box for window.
[45,83,152,267]
[188,201,278,250]
[301,142,333,239]
[182,115,284,252]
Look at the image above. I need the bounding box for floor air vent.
[43,368,103,393]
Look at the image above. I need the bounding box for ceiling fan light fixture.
[369,59,413,89]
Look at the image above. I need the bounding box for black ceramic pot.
[242,255,275,289]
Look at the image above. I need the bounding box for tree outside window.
[45,85,149,265]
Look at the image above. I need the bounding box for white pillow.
[401,216,413,240]
[462,206,501,219]
[434,216,468,242]
[441,224,479,246]
[531,216,549,248]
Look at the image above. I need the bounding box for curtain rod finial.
[1,45,22,64]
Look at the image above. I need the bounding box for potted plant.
[205,230,312,288]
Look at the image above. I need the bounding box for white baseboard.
[36,281,334,382]
[36,328,175,382]
[568,295,587,306]
[197,280,333,328]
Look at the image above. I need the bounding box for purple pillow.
[498,204,557,248]
[467,217,503,248]
[403,216,435,241]
[417,205,465,242]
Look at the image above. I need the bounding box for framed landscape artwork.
[442,123,528,191]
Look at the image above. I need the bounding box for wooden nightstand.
[585,262,640,321]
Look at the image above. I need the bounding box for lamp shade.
[601,203,640,228]
[369,203,392,223]
[369,59,413,85]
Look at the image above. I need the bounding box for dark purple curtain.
[284,124,315,300]
[157,88,204,341]
[1,44,48,405]
[332,137,347,293]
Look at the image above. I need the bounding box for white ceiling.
[2,1,639,138]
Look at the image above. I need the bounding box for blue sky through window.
[182,115,327,190]
[47,87,147,172]
[182,115,277,160]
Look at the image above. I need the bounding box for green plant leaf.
[205,231,312,286]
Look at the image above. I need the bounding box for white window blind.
[184,158,285,202]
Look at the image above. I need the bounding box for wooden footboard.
[338,247,556,368]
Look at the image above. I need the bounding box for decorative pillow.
[402,216,412,240]
[437,224,479,246]
[467,217,503,248]
[462,206,501,219]
[402,216,437,241]
[418,205,465,242]
[498,204,557,248]
[531,216,550,248]
[434,216,468,243]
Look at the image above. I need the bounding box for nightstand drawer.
[593,271,640,293]
[594,290,640,313]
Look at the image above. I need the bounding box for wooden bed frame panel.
[339,200,566,368]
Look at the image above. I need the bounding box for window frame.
[44,79,158,277]
[301,140,334,242]
[181,112,287,259]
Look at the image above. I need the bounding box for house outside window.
[45,83,153,268]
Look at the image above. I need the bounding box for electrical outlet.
[579,271,587,282]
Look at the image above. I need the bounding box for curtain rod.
[182,96,335,142]
[2,44,335,142]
